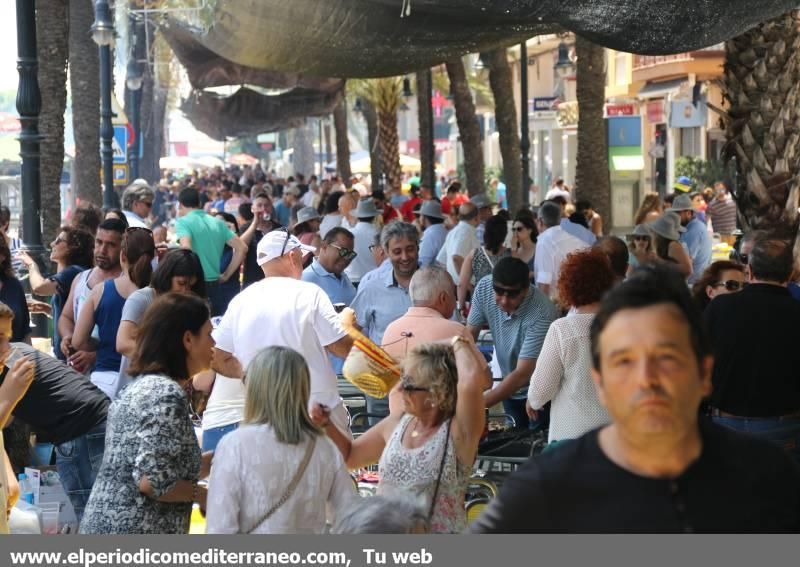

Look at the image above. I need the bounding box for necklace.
[411,418,422,438]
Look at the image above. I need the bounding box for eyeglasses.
[512,226,525,232]
[493,284,524,298]
[330,243,358,260]
[279,228,291,257]
[53,236,66,245]
[138,200,153,209]
[400,375,429,392]
[633,235,650,242]
[713,280,744,291]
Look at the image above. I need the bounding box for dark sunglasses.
[633,235,650,242]
[713,280,744,291]
[278,227,291,257]
[138,200,153,208]
[400,375,429,392]
[330,243,357,260]
[493,284,524,298]
[512,226,525,232]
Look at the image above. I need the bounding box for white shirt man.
[436,203,480,282]
[344,200,379,284]
[212,231,354,435]
[534,201,588,299]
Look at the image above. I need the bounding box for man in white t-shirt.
[534,201,588,300]
[436,202,480,282]
[211,230,355,436]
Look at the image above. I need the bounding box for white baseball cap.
[256,229,316,266]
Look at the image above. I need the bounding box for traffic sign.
[113,164,129,186]
[113,125,128,164]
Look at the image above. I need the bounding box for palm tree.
[36,0,69,248]
[723,10,800,245]
[362,98,382,191]
[574,36,611,224]
[487,48,522,213]
[69,0,101,205]
[333,95,352,185]
[416,69,435,189]
[446,58,485,195]
[351,78,403,192]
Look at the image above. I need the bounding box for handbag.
[426,420,452,523]
[242,435,317,533]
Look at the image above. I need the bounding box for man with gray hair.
[350,221,420,418]
[534,200,588,299]
[436,202,480,282]
[121,181,155,228]
[333,493,429,534]
[382,265,491,385]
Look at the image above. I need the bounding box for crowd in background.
[0,163,797,535]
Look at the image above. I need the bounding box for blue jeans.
[202,422,239,452]
[54,422,107,522]
[712,415,800,462]
[503,398,550,431]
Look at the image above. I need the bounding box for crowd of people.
[0,165,797,535]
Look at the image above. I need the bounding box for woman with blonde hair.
[313,340,485,533]
[206,346,356,534]
[634,192,663,225]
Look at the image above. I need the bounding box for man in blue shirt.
[302,227,357,307]
[467,257,559,429]
[417,200,448,266]
[350,222,420,420]
[670,194,712,284]
[273,185,300,226]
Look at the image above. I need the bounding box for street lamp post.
[93,0,118,210]
[15,0,44,256]
[126,14,144,181]
[520,41,531,207]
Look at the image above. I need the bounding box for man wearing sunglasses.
[302,227,358,307]
[120,182,155,229]
[467,257,559,429]
[705,236,800,461]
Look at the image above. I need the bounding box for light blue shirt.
[359,259,392,288]
[680,217,712,284]
[350,266,411,345]
[301,259,357,306]
[560,219,596,245]
[273,200,291,226]
[419,223,448,266]
[495,182,507,209]
[467,275,559,398]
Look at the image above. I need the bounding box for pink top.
[382,307,485,366]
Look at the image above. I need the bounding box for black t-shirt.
[241,220,281,287]
[469,420,800,533]
[3,343,109,445]
[705,284,800,416]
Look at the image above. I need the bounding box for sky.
[0,0,17,91]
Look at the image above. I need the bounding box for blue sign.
[532,97,558,112]
[113,125,128,164]
[607,116,641,148]
[669,100,707,128]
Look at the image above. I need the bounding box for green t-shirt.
[175,209,235,281]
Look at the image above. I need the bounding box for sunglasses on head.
[400,375,429,392]
[493,284,524,298]
[330,243,357,260]
[713,280,744,291]
[126,226,153,235]
[278,227,291,257]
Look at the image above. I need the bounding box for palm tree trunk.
[723,10,800,246]
[378,108,402,192]
[416,69,435,190]
[487,48,522,214]
[292,121,315,177]
[362,99,382,191]
[69,0,101,205]
[446,58,484,196]
[324,117,333,165]
[333,97,352,186]
[574,36,611,224]
[37,0,69,248]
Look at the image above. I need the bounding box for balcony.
[632,44,724,83]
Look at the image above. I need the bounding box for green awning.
[609,146,644,171]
